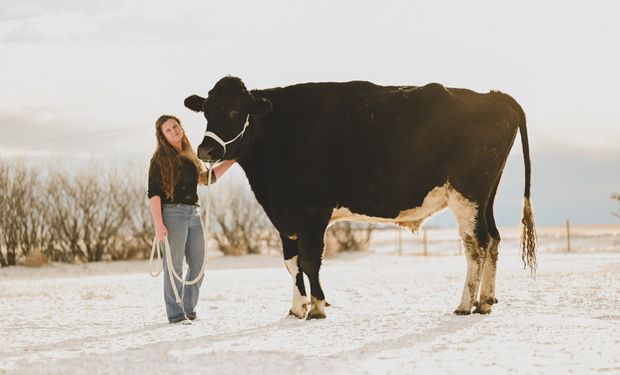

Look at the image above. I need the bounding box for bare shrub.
[94,165,135,261]
[0,160,10,267]
[45,162,133,262]
[0,160,48,266]
[16,164,47,261]
[123,165,154,260]
[45,164,87,262]
[0,162,24,265]
[200,174,279,256]
[325,221,375,256]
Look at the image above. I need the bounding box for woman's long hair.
[150,115,204,200]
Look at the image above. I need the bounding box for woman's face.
[161,118,183,148]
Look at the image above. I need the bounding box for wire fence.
[369,223,620,256]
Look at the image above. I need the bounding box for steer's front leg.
[282,235,308,319]
[297,217,330,320]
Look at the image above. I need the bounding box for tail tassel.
[520,198,537,275]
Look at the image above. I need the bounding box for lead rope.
[148,163,213,305]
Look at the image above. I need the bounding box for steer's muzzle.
[197,144,217,162]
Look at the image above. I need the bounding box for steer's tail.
[493,92,537,274]
[517,107,537,275]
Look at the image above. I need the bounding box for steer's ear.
[250,96,273,117]
[184,95,205,112]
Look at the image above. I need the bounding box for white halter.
[204,115,250,156]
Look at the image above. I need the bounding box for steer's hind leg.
[281,234,309,319]
[476,185,501,314]
[297,218,329,320]
[475,237,499,314]
[449,190,489,315]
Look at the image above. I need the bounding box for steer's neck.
[236,87,284,176]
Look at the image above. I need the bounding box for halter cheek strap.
[204,115,250,156]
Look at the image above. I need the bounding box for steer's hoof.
[306,297,327,320]
[288,303,308,319]
[453,309,471,316]
[306,310,326,320]
[473,305,492,315]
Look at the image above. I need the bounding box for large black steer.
[185,76,537,319]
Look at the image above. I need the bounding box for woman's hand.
[149,196,167,241]
[198,169,216,185]
[155,222,168,241]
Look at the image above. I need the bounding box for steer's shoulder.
[395,82,453,98]
[422,82,449,92]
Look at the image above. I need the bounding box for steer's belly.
[330,184,450,231]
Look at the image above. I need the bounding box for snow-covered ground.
[1,227,619,374]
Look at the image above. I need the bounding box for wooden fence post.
[566,219,571,252]
[397,228,402,256]
[423,227,428,256]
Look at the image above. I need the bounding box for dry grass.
[20,250,49,268]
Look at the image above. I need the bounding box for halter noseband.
[203,114,250,156]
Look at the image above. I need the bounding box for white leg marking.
[478,238,499,313]
[284,256,308,318]
[448,188,484,314]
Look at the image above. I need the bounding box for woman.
[148,114,235,324]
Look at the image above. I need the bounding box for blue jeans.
[161,203,205,322]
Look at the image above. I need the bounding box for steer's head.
[184,76,272,162]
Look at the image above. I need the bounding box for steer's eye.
[229,110,239,119]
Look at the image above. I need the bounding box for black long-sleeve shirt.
[148,158,201,205]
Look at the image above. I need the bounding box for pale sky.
[1,0,619,224]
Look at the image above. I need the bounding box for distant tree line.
[0,159,374,267]
[613,193,620,218]
[0,159,152,267]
